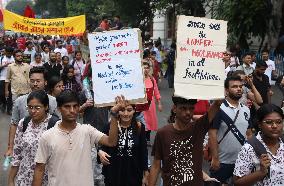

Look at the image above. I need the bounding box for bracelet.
[110,110,119,118]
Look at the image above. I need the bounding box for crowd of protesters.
[0,16,284,186]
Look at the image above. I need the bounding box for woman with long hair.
[61,64,81,93]
[47,76,64,97]
[142,62,162,145]
[98,103,148,186]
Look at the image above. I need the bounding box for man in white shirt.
[262,49,277,85]
[23,41,36,63]
[54,40,68,57]
[32,91,124,186]
[0,47,14,114]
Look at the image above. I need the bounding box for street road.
[0,79,282,185]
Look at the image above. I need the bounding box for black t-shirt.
[152,114,209,186]
[253,73,270,104]
[101,122,148,186]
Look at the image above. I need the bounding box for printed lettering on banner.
[88,29,145,106]
[174,15,227,100]
[3,10,85,36]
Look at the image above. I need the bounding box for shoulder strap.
[22,116,32,132]
[218,110,240,144]
[72,59,76,66]
[219,109,246,145]
[247,135,267,158]
[47,114,60,129]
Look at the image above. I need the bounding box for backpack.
[247,135,284,158]
[247,135,284,177]
[22,114,60,132]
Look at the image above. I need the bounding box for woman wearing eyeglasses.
[8,90,54,186]
[233,104,284,186]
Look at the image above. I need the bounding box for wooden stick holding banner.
[174,15,227,100]
[88,29,146,106]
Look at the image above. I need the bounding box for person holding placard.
[148,96,222,186]
[32,91,122,186]
[98,103,148,186]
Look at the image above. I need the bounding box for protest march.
[1,2,284,186]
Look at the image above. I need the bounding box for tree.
[206,0,275,50]
[66,0,115,30]
[34,0,67,18]
[6,0,34,15]
[155,0,206,39]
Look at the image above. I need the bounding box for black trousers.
[0,80,12,112]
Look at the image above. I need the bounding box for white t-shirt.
[54,47,68,57]
[35,122,105,186]
[264,59,275,85]
[0,56,14,80]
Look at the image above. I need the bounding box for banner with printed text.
[174,15,227,100]
[3,10,85,35]
[88,29,145,105]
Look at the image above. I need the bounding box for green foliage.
[207,0,275,49]
[66,0,116,28]
[34,0,156,29]
[34,0,67,18]
[6,0,34,15]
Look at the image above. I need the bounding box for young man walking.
[148,96,222,186]
[32,91,124,186]
[209,76,253,185]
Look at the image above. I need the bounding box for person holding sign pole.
[98,103,148,186]
[32,91,122,186]
[148,96,222,186]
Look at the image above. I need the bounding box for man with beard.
[5,50,30,102]
[252,60,271,104]
[43,51,62,82]
[54,40,68,57]
[209,76,253,186]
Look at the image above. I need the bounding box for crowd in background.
[1,14,284,186]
